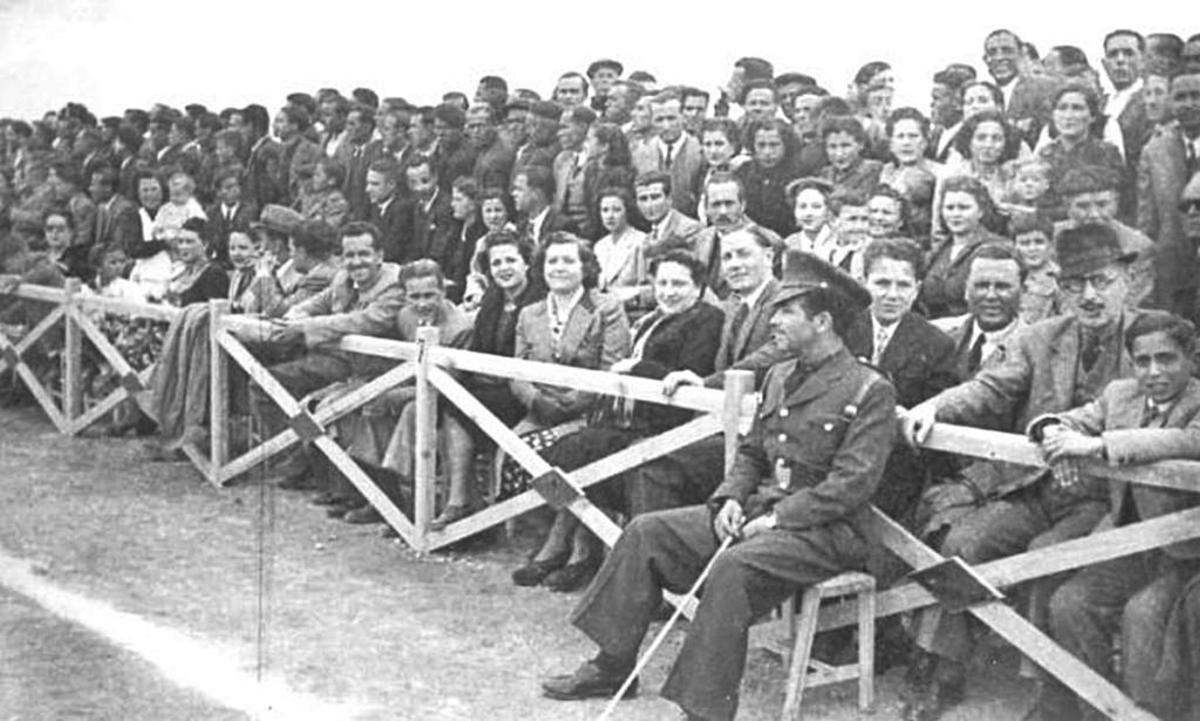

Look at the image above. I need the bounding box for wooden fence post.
[62,278,83,428]
[413,326,440,550]
[209,300,232,479]
[721,370,755,475]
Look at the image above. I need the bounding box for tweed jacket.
[1032,377,1200,558]
[1138,124,1199,301]
[631,134,705,217]
[285,262,404,349]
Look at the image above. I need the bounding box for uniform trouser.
[570,505,866,720]
[912,489,1107,663]
[622,436,727,518]
[1050,552,1199,714]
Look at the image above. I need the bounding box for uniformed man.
[541,251,897,721]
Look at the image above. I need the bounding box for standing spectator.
[274,106,320,205]
[511,101,562,186]
[736,118,801,237]
[405,156,455,267]
[1101,30,1151,170]
[552,72,589,109]
[467,103,515,191]
[204,169,259,268]
[880,108,942,238]
[365,158,411,263]
[513,165,572,247]
[586,59,623,115]
[431,103,477,196]
[445,177,488,302]
[983,29,1059,143]
[239,104,283,209]
[637,170,702,255]
[89,167,140,253]
[632,91,704,217]
[602,80,640,127]
[338,104,381,221]
[296,157,350,229]
[47,161,97,255]
[553,106,598,233]
[319,94,350,159]
[1037,85,1128,220]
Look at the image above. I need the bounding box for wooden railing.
[4,280,1200,719]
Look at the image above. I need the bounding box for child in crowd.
[88,244,146,304]
[828,188,871,280]
[1001,157,1053,218]
[1010,212,1059,323]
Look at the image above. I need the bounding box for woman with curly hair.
[918,175,1010,318]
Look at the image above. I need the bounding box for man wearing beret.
[431,102,477,195]
[902,223,1148,721]
[510,100,562,187]
[543,252,896,721]
[587,59,623,115]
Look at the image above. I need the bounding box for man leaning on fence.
[900,222,1149,721]
[542,250,896,721]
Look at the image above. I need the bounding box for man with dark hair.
[1101,29,1151,169]
[774,73,815,123]
[475,75,509,111]
[937,243,1029,380]
[690,172,781,295]
[983,28,1059,142]
[679,87,710,136]
[89,166,140,252]
[636,171,702,254]
[741,79,780,124]
[603,80,641,126]
[352,88,379,110]
[552,106,597,232]
[274,106,321,205]
[717,56,775,121]
[365,158,411,263]
[1146,33,1184,64]
[632,91,704,217]
[929,65,976,160]
[586,59,623,114]
[543,251,895,721]
[512,165,572,246]
[510,101,562,186]
[1138,62,1200,320]
[205,170,258,267]
[338,104,381,221]
[552,72,589,108]
[239,104,283,208]
[467,103,515,191]
[431,102,477,194]
[319,94,350,159]
[405,157,454,268]
[902,224,1147,721]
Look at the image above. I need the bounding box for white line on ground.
[0,546,368,721]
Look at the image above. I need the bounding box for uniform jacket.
[710,348,896,530]
[285,262,405,349]
[707,278,788,388]
[631,134,705,217]
[934,310,1143,498]
[510,289,632,423]
[1138,124,1199,301]
[1033,377,1200,558]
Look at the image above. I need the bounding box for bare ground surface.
[0,405,1033,720]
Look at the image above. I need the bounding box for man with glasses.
[1138,62,1200,321]
[900,224,1146,721]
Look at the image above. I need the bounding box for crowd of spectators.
[3,25,1200,721]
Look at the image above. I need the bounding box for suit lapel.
[1049,320,1078,408]
[880,313,916,369]
[734,279,776,360]
[558,292,596,361]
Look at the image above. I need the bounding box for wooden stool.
[780,571,876,719]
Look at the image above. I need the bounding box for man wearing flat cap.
[543,251,896,721]
[587,59,623,115]
[902,222,1149,721]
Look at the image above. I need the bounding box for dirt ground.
[0,405,1034,720]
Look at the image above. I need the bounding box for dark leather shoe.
[512,551,569,587]
[543,557,600,593]
[541,660,636,701]
[343,506,383,524]
[278,472,319,491]
[311,492,347,507]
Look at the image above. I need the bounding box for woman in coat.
[918,175,1010,319]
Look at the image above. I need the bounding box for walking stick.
[597,535,735,721]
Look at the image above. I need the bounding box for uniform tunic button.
[779,408,789,417]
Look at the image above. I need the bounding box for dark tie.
[726,301,751,366]
[1140,402,1163,428]
[1080,332,1103,373]
[966,333,985,374]
[1186,141,1198,177]
[663,142,674,170]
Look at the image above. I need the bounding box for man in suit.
[552,106,598,233]
[274,106,321,206]
[238,104,284,210]
[513,165,573,248]
[365,158,412,264]
[542,252,895,721]
[901,224,1144,721]
[337,105,382,221]
[404,157,455,268]
[984,29,1060,143]
[1101,30,1152,171]
[319,94,350,160]
[204,170,259,268]
[691,172,782,297]
[1031,312,1200,720]
[632,90,705,217]
[88,167,140,254]
[1138,64,1200,320]
[431,103,477,195]
[467,103,515,191]
[636,171,703,256]
[510,101,562,186]
[845,238,959,525]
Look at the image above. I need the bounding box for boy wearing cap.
[543,252,895,721]
[901,223,1148,721]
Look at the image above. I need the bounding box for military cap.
[774,250,871,311]
[1056,223,1135,277]
[529,100,563,121]
[251,204,304,235]
[434,103,466,129]
[586,59,624,78]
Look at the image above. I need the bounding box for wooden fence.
[3,280,1200,719]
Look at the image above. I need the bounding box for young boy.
[1026,311,1200,721]
[828,188,871,280]
[1010,212,1059,323]
[1002,157,1052,218]
[89,244,145,303]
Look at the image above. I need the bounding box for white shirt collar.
[530,207,550,239]
[970,316,1020,360]
[738,278,770,309]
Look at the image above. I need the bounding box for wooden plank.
[10,305,67,356]
[311,364,416,426]
[71,306,136,376]
[217,331,304,417]
[413,327,439,547]
[65,388,129,435]
[312,436,417,546]
[722,370,754,475]
[74,293,180,322]
[13,362,67,431]
[61,279,83,426]
[208,301,232,477]
[214,430,299,485]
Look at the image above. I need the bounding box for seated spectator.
[495,232,631,501]
[693,118,748,226]
[0,226,66,392]
[635,171,702,256]
[737,118,802,237]
[88,167,141,256]
[1033,312,1200,721]
[515,250,724,592]
[918,175,1010,319]
[204,169,259,269]
[250,205,306,297]
[866,185,913,241]
[880,107,943,238]
[327,260,473,526]
[593,186,651,317]
[826,188,871,279]
[1010,213,1061,324]
[86,244,145,304]
[164,218,228,307]
[296,156,350,230]
[42,207,88,279]
[1037,84,1129,221]
[817,115,883,196]
[782,177,836,257]
[575,121,636,241]
[445,177,488,304]
[46,161,96,256]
